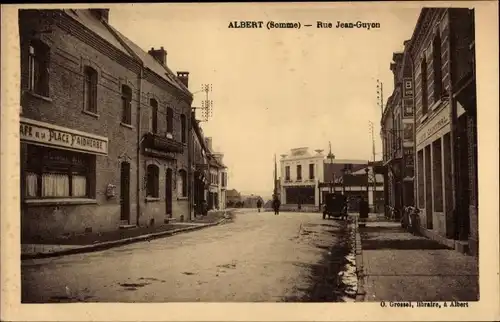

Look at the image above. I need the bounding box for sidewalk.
[355,214,479,302]
[22,210,232,260]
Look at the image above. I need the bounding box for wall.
[139,65,191,224]
[412,9,453,237]
[20,10,140,237]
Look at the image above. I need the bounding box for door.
[166,168,173,217]
[120,162,131,223]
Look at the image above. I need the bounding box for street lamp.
[365,167,370,195]
[326,142,335,193]
[341,168,346,194]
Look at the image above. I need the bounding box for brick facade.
[19,9,194,239]
[404,8,477,254]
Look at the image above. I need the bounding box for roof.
[63,10,132,57]
[109,26,191,96]
[323,162,368,182]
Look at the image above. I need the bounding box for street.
[21,210,356,303]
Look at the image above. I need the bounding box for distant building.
[279,148,324,207]
[242,195,264,208]
[226,189,241,207]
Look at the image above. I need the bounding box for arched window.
[177,169,187,198]
[146,164,159,198]
[180,114,186,144]
[28,39,50,97]
[150,98,158,133]
[84,66,98,114]
[121,85,132,125]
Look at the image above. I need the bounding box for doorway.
[166,168,173,217]
[120,162,131,224]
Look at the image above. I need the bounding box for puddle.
[139,277,160,281]
[339,223,358,301]
[119,282,150,288]
[217,263,236,269]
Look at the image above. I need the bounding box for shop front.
[415,104,453,238]
[20,117,109,240]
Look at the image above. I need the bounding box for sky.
[108,3,420,198]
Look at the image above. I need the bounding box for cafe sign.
[20,117,108,155]
[416,111,450,147]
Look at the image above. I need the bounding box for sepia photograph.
[1,1,499,321]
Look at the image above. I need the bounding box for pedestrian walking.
[272,197,281,215]
[257,199,262,212]
[358,196,369,227]
[202,200,208,217]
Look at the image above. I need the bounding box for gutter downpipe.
[408,42,417,213]
[187,109,193,221]
[447,10,460,240]
[136,67,144,226]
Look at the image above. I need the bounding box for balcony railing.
[142,132,184,154]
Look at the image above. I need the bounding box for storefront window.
[24,145,95,199]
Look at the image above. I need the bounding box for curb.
[22,217,229,261]
[354,216,367,302]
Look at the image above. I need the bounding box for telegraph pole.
[377,79,384,118]
[273,154,278,199]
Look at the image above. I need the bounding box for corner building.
[19,9,193,240]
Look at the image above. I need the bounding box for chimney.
[205,137,213,151]
[148,47,167,66]
[90,9,109,23]
[177,71,189,88]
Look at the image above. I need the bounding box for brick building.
[381,48,416,218]
[405,8,477,255]
[19,9,194,240]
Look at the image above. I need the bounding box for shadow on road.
[360,226,451,251]
[281,220,355,302]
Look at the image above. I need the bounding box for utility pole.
[377,79,384,118]
[273,154,278,199]
[200,84,213,122]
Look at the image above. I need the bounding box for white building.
[279,148,325,207]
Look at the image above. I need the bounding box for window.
[309,164,315,179]
[166,107,173,134]
[121,85,132,125]
[28,40,50,97]
[296,165,302,181]
[178,169,187,197]
[417,149,424,207]
[285,166,290,181]
[146,164,159,198]
[84,66,98,114]
[432,139,443,212]
[180,114,186,144]
[421,58,429,115]
[432,32,443,103]
[150,98,158,133]
[24,145,94,199]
